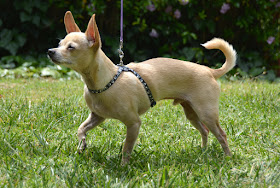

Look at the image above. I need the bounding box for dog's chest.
[84,92,108,117]
[84,90,126,119]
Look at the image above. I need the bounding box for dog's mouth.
[47,55,62,65]
[48,56,61,64]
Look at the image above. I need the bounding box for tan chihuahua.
[48,11,236,164]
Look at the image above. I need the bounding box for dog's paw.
[121,159,129,166]
[121,152,131,166]
[78,146,86,154]
[78,138,87,154]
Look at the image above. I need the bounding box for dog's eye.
[67,44,75,50]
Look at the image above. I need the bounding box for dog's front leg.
[122,119,141,165]
[77,112,105,153]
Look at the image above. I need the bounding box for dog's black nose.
[47,49,55,57]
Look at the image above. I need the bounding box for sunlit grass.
[0,78,279,187]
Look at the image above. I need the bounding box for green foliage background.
[0,0,279,79]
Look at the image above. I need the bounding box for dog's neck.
[80,49,118,91]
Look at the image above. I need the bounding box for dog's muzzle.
[47,49,60,64]
[47,49,56,59]
[48,48,55,55]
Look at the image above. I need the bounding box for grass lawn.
[0,78,279,187]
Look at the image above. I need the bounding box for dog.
[48,11,236,164]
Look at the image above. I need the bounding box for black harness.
[87,66,156,107]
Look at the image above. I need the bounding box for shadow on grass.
[76,142,238,178]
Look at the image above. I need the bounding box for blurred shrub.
[0,0,279,80]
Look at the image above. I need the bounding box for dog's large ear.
[64,11,81,34]
[85,14,101,48]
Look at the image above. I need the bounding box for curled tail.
[202,38,237,79]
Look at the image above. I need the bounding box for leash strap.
[120,0,123,43]
[87,66,156,107]
[118,0,124,66]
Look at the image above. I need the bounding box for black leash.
[87,66,156,107]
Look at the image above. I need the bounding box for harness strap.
[87,66,156,107]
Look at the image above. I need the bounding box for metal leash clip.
[118,40,124,66]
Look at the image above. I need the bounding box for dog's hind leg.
[204,118,231,156]
[180,101,209,148]
[77,112,105,153]
[195,105,232,156]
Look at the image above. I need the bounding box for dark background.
[0,0,279,79]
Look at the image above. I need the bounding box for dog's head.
[48,11,101,71]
